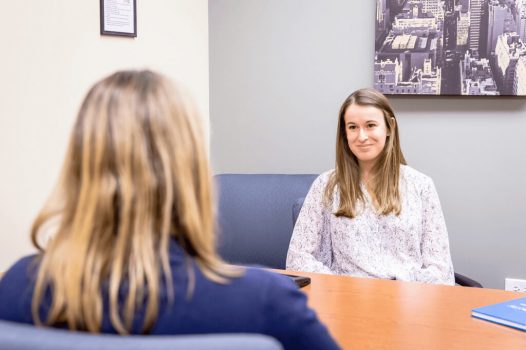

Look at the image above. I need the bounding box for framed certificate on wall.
[100,0,137,38]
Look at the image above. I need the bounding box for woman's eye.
[367,123,376,128]
[348,125,357,130]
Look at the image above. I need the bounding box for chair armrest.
[454,272,483,288]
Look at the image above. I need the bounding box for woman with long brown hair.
[0,70,340,349]
[286,88,454,285]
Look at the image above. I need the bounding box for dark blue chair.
[215,174,316,268]
[0,320,283,350]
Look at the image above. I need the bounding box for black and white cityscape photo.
[374,0,526,95]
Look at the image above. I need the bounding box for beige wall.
[0,0,209,272]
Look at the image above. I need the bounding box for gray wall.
[209,0,526,289]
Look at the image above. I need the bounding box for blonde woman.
[0,70,340,350]
[286,88,454,285]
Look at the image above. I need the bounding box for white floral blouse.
[286,165,455,285]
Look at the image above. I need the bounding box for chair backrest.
[0,320,283,350]
[215,174,317,269]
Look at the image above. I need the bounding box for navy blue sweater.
[0,241,340,350]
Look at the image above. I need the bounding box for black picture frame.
[374,0,526,97]
[100,0,137,38]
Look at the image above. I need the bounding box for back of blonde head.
[31,70,238,334]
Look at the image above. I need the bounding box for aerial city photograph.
[374,0,526,95]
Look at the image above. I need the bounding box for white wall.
[209,0,526,289]
[0,0,209,272]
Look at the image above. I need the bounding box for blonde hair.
[324,88,406,218]
[30,70,240,334]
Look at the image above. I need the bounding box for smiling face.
[344,103,390,172]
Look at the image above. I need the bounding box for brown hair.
[30,70,240,334]
[324,88,406,218]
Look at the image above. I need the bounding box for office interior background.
[0,0,525,289]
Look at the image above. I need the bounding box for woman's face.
[344,103,389,170]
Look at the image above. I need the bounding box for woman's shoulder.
[303,170,334,198]
[400,165,433,187]
[314,169,335,186]
[230,267,308,306]
[239,267,300,292]
[319,169,335,178]
[0,255,39,322]
[0,255,39,282]
[0,255,39,293]
[199,267,305,320]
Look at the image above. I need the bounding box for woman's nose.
[358,128,368,141]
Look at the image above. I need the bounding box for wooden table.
[283,270,526,350]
